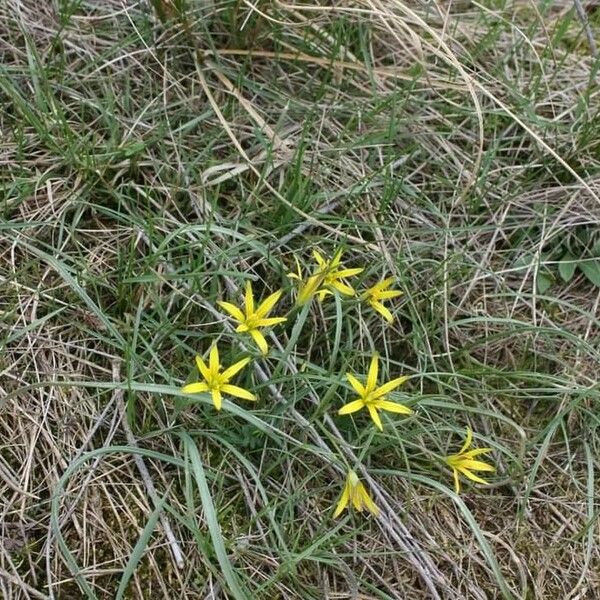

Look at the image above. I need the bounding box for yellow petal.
[458,459,495,472]
[453,469,461,494]
[296,274,323,306]
[461,448,493,459]
[249,329,268,355]
[459,427,473,454]
[216,301,245,322]
[333,482,350,518]
[376,289,403,300]
[376,277,396,291]
[338,399,365,415]
[182,382,209,394]
[371,300,394,324]
[346,373,366,396]
[255,289,283,318]
[209,345,220,377]
[329,280,355,296]
[312,249,327,268]
[244,281,255,315]
[221,356,251,381]
[334,267,364,279]
[254,317,287,328]
[211,388,222,411]
[366,354,379,392]
[350,484,363,511]
[372,375,409,398]
[221,384,256,401]
[456,467,490,486]
[357,483,379,516]
[330,248,344,268]
[373,399,413,415]
[367,405,383,431]
[195,355,211,381]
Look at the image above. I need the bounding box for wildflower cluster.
[181,248,495,518]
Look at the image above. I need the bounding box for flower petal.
[453,469,461,494]
[371,300,394,324]
[249,329,269,355]
[297,274,323,306]
[209,345,220,377]
[216,301,245,322]
[244,280,255,315]
[372,375,409,398]
[221,356,251,381]
[221,384,256,401]
[316,288,332,302]
[333,481,350,518]
[255,289,283,318]
[182,382,209,394]
[211,388,222,411]
[357,483,379,516]
[329,280,355,296]
[373,399,413,415]
[195,355,211,381]
[330,248,344,268]
[346,373,366,396]
[312,249,327,268]
[334,267,364,278]
[458,459,495,472]
[367,405,383,431]
[456,467,490,486]
[338,399,365,415]
[461,448,493,459]
[376,290,403,300]
[366,354,379,392]
[459,427,473,454]
[254,317,287,328]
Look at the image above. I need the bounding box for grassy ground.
[1,1,600,598]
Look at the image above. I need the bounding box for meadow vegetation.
[1,1,599,598]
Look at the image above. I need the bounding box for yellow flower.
[333,470,379,518]
[288,249,363,305]
[445,427,495,494]
[312,249,364,301]
[361,277,403,323]
[217,281,287,355]
[288,258,325,307]
[338,354,412,431]
[182,344,255,411]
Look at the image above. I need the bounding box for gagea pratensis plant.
[182,344,255,411]
[338,354,412,431]
[217,281,287,355]
[180,248,495,525]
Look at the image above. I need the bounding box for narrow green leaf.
[116,497,166,600]
[181,433,250,600]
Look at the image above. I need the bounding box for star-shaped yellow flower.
[338,354,412,431]
[445,427,495,493]
[288,249,363,305]
[217,281,287,355]
[333,470,379,518]
[182,344,255,410]
[361,277,403,323]
[312,249,364,301]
